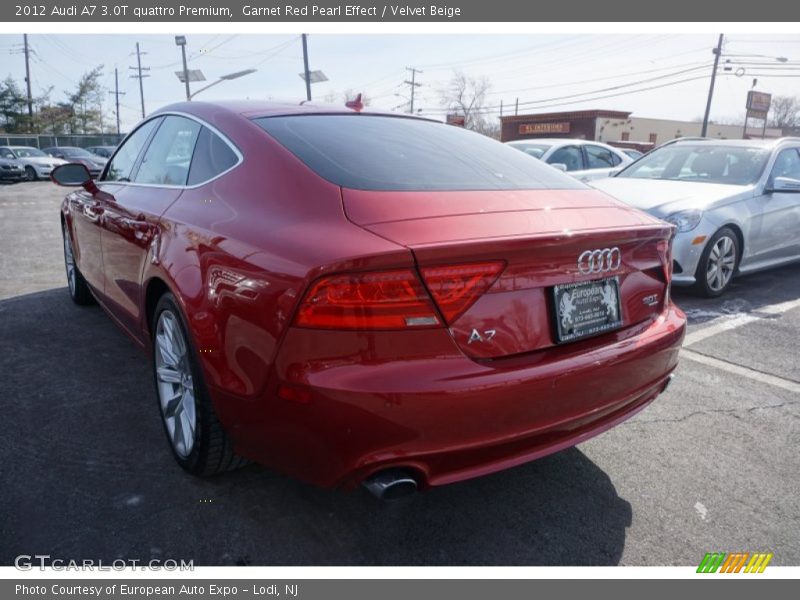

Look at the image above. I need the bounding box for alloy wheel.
[25,166,36,181]
[63,229,76,295]
[154,310,197,458]
[705,235,736,292]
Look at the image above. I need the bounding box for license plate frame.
[552,276,623,343]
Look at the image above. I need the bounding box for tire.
[25,166,37,181]
[62,222,95,305]
[692,227,739,298]
[151,293,247,476]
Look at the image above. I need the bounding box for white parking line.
[681,349,800,393]
[683,298,800,347]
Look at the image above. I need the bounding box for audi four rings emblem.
[577,247,622,274]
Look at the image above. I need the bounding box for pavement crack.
[629,399,800,426]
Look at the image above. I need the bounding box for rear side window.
[585,144,622,168]
[105,117,161,182]
[135,116,201,186]
[253,115,583,191]
[187,127,239,186]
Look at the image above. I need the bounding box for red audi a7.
[54,101,686,499]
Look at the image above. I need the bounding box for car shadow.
[672,261,800,325]
[0,287,632,566]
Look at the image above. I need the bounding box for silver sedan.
[591,138,800,297]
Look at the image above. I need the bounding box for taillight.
[294,269,441,330]
[420,261,505,324]
[656,238,673,305]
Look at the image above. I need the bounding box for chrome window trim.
[99,110,244,190]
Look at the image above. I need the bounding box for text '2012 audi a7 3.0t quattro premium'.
[53,100,686,499]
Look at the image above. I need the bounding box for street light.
[188,69,257,100]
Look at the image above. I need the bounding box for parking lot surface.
[1,181,798,566]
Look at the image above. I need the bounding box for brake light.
[656,239,673,305]
[294,269,440,330]
[420,261,505,324]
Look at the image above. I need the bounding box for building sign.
[746,91,772,120]
[519,122,571,135]
[446,114,466,127]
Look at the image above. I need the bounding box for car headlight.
[663,209,702,233]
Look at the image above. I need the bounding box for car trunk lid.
[342,188,674,359]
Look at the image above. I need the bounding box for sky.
[1,33,799,132]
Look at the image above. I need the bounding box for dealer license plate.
[552,277,623,343]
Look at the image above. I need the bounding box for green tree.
[0,76,31,133]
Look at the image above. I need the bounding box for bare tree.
[439,70,496,135]
[769,96,800,129]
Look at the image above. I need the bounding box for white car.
[0,146,68,181]
[506,138,632,182]
[591,138,800,297]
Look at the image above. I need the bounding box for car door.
[746,147,800,265]
[580,144,624,182]
[546,145,585,178]
[100,115,201,337]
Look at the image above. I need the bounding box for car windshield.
[11,147,47,158]
[508,142,551,160]
[616,144,770,185]
[253,115,582,191]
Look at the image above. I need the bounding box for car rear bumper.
[218,304,686,490]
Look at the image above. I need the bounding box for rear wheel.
[152,293,247,476]
[62,223,94,305]
[693,227,739,297]
[25,166,37,181]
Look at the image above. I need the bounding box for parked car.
[84,145,117,159]
[0,155,26,183]
[42,146,107,177]
[0,145,66,181]
[53,102,685,497]
[506,138,633,182]
[591,138,800,297]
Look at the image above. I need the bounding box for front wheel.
[25,166,37,181]
[62,223,95,305]
[152,293,247,476]
[693,227,739,297]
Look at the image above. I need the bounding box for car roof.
[668,137,799,149]
[152,100,437,122]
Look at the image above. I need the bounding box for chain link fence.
[0,133,125,148]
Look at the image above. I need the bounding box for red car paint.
[60,101,685,490]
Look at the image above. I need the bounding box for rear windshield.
[253,114,583,191]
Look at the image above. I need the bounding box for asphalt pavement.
[0,181,798,566]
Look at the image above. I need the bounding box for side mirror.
[767,176,800,193]
[51,163,92,187]
[550,163,568,172]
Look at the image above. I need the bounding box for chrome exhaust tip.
[363,469,418,500]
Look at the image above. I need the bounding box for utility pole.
[701,34,724,138]
[23,34,33,127]
[301,34,312,101]
[129,42,150,118]
[108,67,125,135]
[404,67,422,114]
